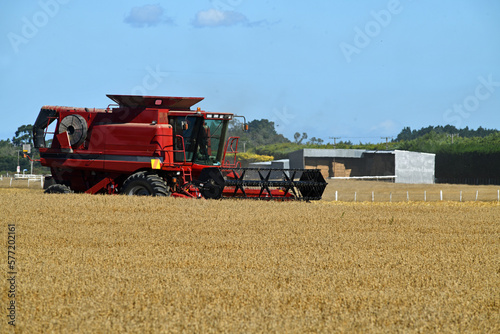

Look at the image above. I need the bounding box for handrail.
[157,135,187,166]
[222,137,240,168]
[172,134,187,163]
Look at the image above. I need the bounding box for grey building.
[288,149,435,184]
[248,159,290,170]
[248,159,291,179]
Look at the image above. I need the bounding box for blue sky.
[1,0,499,144]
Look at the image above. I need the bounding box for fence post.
[460,191,462,202]
[424,191,426,202]
[406,191,409,202]
[475,190,478,201]
[354,192,357,202]
[372,191,374,202]
[335,191,338,202]
[41,176,44,188]
[440,190,443,201]
[10,178,13,187]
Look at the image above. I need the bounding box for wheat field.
[0,186,499,333]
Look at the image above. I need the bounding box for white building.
[287,149,435,184]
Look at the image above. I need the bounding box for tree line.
[395,125,498,142]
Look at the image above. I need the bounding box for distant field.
[0,188,498,332]
[2,177,500,203]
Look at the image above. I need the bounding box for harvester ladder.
[182,167,193,183]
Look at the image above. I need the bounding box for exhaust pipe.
[33,107,58,148]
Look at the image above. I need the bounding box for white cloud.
[124,4,173,28]
[192,9,248,28]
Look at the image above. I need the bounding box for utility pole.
[329,137,341,149]
[380,137,392,150]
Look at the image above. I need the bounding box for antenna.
[380,137,393,150]
[329,137,341,149]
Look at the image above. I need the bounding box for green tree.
[292,132,308,144]
[293,132,300,143]
[227,118,289,151]
[1,126,49,174]
[12,124,33,146]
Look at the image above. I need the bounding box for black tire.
[196,167,225,199]
[44,184,73,194]
[121,172,170,196]
[43,175,56,190]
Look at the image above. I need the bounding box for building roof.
[292,148,435,158]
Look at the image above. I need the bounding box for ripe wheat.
[0,188,498,333]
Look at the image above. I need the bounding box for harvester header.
[33,94,327,200]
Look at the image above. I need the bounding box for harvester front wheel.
[121,172,170,196]
[44,184,73,194]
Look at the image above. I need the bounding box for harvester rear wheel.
[121,172,170,196]
[44,184,73,194]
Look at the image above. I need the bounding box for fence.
[331,189,500,202]
[0,174,45,188]
[330,176,396,182]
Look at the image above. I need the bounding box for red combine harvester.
[33,94,327,200]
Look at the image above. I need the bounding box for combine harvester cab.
[33,94,327,200]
